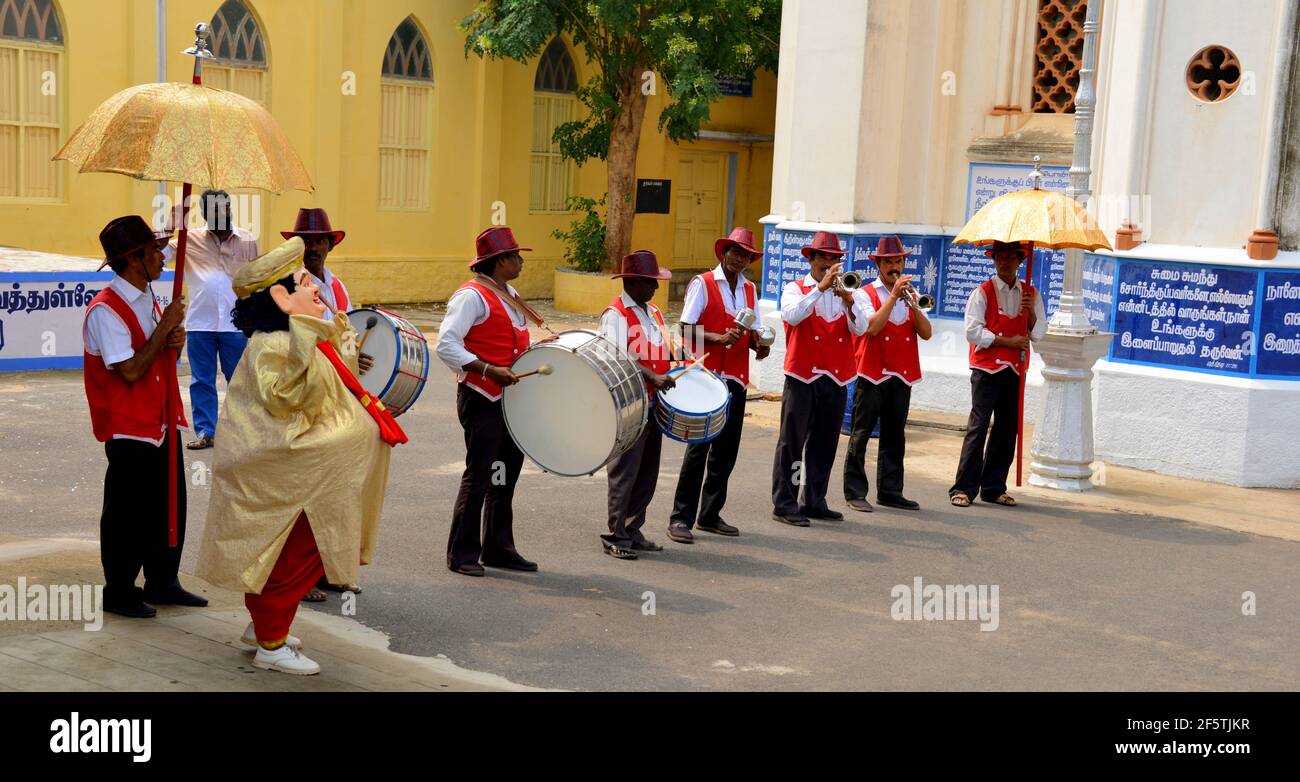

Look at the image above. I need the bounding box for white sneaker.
[252,643,320,675]
[240,622,301,650]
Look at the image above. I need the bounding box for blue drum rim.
[656,366,730,443]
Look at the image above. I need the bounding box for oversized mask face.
[268,268,328,319]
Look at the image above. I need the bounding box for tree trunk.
[603,68,650,270]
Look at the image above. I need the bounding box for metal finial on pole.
[1028,154,1044,190]
[182,22,214,85]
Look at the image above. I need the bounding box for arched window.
[206,0,268,105]
[0,0,63,199]
[378,16,433,210]
[531,37,577,213]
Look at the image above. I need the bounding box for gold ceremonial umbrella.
[53,81,313,194]
[53,23,313,546]
[951,158,1111,487]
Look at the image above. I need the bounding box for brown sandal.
[986,493,1018,507]
[949,495,971,507]
[301,587,327,602]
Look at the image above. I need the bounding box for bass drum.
[346,307,429,417]
[502,330,646,476]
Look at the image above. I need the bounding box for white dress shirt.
[311,268,350,314]
[680,264,751,323]
[964,275,1048,352]
[436,282,526,374]
[83,275,160,368]
[780,274,870,336]
[167,227,259,332]
[856,277,910,325]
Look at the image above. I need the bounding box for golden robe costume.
[196,311,390,593]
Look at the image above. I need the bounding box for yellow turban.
[232,237,305,299]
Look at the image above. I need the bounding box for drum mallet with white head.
[514,364,553,380]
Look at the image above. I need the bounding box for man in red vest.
[82,215,208,617]
[843,236,933,512]
[435,227,537,576]
[949,240,1046,508]
[599,250,677,559]
[282,208,356,319]
[772,231,868,526]
[667,227,769,544]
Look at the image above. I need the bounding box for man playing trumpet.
[771,231,868,527]
[668,227,770,544]
[843,236,932,513]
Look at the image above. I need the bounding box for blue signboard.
[1081,253,1116,331]
[1111,260,1257,376]
[761,223,782,300]
[1256,271,1300,378]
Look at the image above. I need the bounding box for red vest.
[854,283,922,385]
[969,278,1030,375]
[782,280,856,385]
[331,276,349,312]
[696,273,756,386]
[608,297,672,395]
[457,281,531,400]
[82,287,187,442]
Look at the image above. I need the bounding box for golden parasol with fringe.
[951,157,1111,487]
[53,23,313,547]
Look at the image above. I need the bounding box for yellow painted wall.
[0,0,775,304]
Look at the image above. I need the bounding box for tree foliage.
[461,0,782,166]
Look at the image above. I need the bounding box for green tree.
[462,0,781,269]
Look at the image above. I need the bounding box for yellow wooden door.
[674,151,727,266]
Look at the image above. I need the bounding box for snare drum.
[502,330,647,476]
[655,366,730,443]
[346,307,429,417]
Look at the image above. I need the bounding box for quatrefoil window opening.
[1032,0,1088,113]
[1186,45,1242,103]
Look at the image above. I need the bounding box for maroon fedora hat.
[984,240,1031,258]
[612,249,672,280]
[714,227,760,262]
[800,230,846,259]
[97,215,169,271]
[869,235,911,261]
[280,207,346,247]
[472,226,532,269]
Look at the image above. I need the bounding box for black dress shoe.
[667,522,694,544]
[142,585,209,607]
[801,506,844,521]
[772,512,811,527]
[481,553,539,572]
[877,494,920,511]
[697,519,739,536]
[448,562,486,577]
[846,497,874,513]
[103,596,156,619]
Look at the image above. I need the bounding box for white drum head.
[348,308,396,399]
[503,332,619,476]
[660,367,729,414]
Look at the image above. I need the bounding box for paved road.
[2,369,1297,691]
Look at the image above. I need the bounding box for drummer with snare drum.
[597,250,679,560]
[667,227,770,544]
[434,226,538,577]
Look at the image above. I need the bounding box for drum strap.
[474,274,559,337]
[316,342,409,447]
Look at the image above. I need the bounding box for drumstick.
[358,315,379,353]
[679,353,709,375]
[513,364,552,380]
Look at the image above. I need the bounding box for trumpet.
[834,270,862,292]
[899,285,934,312]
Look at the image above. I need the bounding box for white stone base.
[753,304,1300,488]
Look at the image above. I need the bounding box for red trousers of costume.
[245,512,326,645]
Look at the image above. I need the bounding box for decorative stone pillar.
[1028,0,1111,492]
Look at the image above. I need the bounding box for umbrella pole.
[1017,244,1035,488]
[164,182,192,546]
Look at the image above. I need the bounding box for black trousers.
[100,434,186,603]
[843,376,913,501]
[670,379,747,529]
[605,419,663,547]
[448,385,526,568]
[950,369,1020,501]
[771,375,846,515]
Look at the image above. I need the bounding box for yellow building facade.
[0,0,775,303]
